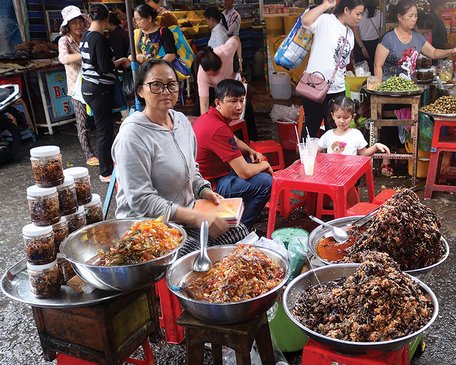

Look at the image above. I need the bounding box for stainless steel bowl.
[166,245,289,324]
[283,264,439,354]
[308,216,450,277]
[60,219,187,291]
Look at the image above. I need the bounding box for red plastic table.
[266,154,375,237]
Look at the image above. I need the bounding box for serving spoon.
[309,215,349,243]
[192,220,212,272]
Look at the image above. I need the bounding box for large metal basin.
[308,216,449,277]
[166,245,289,324]
[60,219,186,291]
[283,264,439,354]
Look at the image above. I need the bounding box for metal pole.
[124,0,141,111]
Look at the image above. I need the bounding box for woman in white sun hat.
[58,6,99,167]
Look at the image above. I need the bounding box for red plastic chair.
[229,119,250,144]
[56,340,155,365]
[345,202,380,216]
[372,188,397,205]
[250,140,285,171]
[155,278,185,344]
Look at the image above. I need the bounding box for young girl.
[318,96,390,207]
[318,96,390,156]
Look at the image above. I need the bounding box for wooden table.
[266,154,375,238]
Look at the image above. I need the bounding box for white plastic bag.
[72,70,85,104]
[270,104,300,123]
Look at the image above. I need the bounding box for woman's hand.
[194,211,229,238]
[202,189,223,205]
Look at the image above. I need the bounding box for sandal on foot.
[381,164,394,177]
[86,157,99,166]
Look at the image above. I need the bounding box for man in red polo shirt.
[193,79,273,228]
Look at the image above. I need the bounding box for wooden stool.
[177,311,275,365]
[369,94,421,185]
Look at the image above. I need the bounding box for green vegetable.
[377,76,420,92]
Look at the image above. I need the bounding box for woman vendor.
[112,59,248,257]
[373,0,456,176]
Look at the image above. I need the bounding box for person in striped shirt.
[81,4,130,182]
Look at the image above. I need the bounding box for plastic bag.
[270,104,300,123]
[274,13,312,70]
[395,108,433,152]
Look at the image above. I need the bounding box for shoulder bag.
[296,28,349,103]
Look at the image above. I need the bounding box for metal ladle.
[309,215,349,243]
[192,220,212,272]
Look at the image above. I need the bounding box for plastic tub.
[276,120,297,150]
[406,141,431,178]
[270,72,292,100]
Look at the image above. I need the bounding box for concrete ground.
[0,101,455,364]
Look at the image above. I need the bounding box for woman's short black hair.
[394,0,417,17]
[204,6,222,22]
[214,79,246,101]
[134,3,158,21]
[135,59,178,106]
[108,12,121,26]
[196,47,222,72]
[89,4,109,21]
[334,0,365,15]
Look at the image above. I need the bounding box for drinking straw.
[306,127,311,141]
[294,125,300,144]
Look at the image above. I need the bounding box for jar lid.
[84,193,101,208]
[27,259,57,271]
[30,145,60,158]
[58,175,75,188]
[22,223,53,237]
[27,185,57,197]
[64,167,89,179]
[52,216,67,227]
[62,205,85,219]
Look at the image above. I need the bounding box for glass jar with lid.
[56,175,78,215]
[84,193,103,225]
[64,206,87,233]
[27,185,61,226]
[52,217,69,252]
[64,167,92,205]
[30,146,64,187]
[22,223,56,265]
[27,260,61,298]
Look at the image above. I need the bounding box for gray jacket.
[112,110,210,219]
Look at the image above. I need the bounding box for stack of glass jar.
[24,146,105,297]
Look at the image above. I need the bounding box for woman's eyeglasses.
[144,81,180,94]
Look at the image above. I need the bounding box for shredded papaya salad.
[93,219,184,266]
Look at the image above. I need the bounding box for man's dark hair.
[108,12,121,26]
[214,79,246,101]
[89,4,109,21]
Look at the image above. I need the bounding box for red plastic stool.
[229,119,250,144]
[301,340,409,365]
[155,278,185,344]
[346,202,380,216]
[56,340,155,365]
[250,140,285,171]
[373,188,397,205]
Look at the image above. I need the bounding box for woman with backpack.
[133,4,176,64]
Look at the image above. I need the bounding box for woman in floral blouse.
[58,6,98,166]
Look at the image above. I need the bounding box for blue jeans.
[215,170,272,229]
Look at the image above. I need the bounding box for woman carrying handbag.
[299,0,364,138]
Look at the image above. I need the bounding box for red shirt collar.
[207,106,231,125]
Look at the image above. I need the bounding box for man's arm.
[227,156,273,180]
